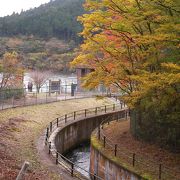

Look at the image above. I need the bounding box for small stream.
[65,142,90,178]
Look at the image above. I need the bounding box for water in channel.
[65,141,90,178]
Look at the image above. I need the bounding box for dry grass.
[0,97,112,180]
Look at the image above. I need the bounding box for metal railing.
[98,116,180,180]
[45,103,126,179]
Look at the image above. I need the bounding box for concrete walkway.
[37,132,81,180]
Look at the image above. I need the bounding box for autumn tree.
[0,51,23,89]
[72,0,180,149]
[30,70,52,93]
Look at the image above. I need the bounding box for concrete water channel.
[65,141,90,178]
[46,102,130,179]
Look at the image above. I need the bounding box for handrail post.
[133,153,135,167]
[45,135,48,145]
[93,173,96,180]
[56,118,59,127]
[46,127,49,138]
[103,136,106,148]
[85,109,87,117]
[159,164,162,179]
[71,163,74,177]
[56,152,59,164]
[105,105,106,113]
[95,107,98,115]
[74,111,76,120]
[50,122,52,132]
[65,114,67,123]
[115,144,117,156]
[49,142,51,154]
[120,103,122,109]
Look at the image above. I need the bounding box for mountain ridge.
[0,0,85,43]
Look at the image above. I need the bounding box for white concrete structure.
[23,73,77,93]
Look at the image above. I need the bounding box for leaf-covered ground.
[102,120,180,179]
[0,97,112,180]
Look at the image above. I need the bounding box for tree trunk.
[36,86,40,93]
[130,109,138,138]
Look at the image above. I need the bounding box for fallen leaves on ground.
[0,97,112,179]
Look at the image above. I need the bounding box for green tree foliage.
[0,0,85,43]
[72,0,180,149]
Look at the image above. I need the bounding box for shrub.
[0,88,24,100]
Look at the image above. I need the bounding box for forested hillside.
[0,0,85,73]
[0,0,85,43]
[0,36,77,73]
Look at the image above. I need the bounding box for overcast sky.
[0,0,51,17]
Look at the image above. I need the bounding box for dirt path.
[36,133,78,180]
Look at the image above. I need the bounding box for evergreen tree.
[0,0,85,43]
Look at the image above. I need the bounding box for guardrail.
[45,103,127,179]
[98,116,180,180]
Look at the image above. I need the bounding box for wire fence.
[98,116,180,180]
[45,103,126,179]
[0,85,115,110]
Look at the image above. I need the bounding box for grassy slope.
[91,120,180,180]
[0,97,112,179]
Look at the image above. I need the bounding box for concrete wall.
[90,144,143,180]
[54,110,124,154]
[53,109,144,180]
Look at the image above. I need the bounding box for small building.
[76,66,119,95]
[76,65,94,92]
